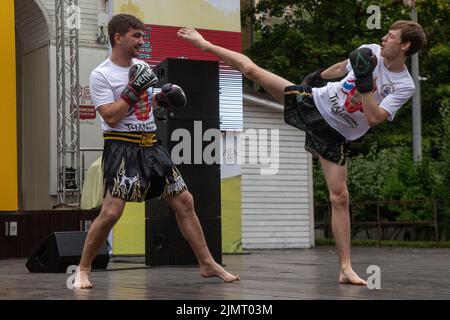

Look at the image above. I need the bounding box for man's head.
[381,20,426,58]
[108,14,145,58]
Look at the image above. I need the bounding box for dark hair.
[108,14,145,47]
[389,20,427,56]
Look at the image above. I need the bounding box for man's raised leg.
[164,191,240,283]
[319,156,367,285]
[177,27,293,104]
[74,190,126,289]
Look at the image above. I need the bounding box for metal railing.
[315,199,439,241]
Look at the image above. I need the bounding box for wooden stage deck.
[0,246,448,300]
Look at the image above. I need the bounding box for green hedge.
[316,239,450,248]
[313,142,450,237]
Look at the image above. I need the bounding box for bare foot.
[339,268,367,285]
[200,262,240,283]
[74,267,93,289]
[177,27,211,51]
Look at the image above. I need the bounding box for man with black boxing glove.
[178,20,426,285]
[74,14,239,289]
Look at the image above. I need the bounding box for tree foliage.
[243,0,449,145]
[244,0,450,236]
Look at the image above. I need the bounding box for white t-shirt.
[312,44,415,141]
[89,57,156,132]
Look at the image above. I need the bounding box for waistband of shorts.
[103,131,157,147]
[284,84,313,96]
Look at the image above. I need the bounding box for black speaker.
[153,58,219,92]
[26,231,109,273]
[145,167,222,266]
[153,59,220,121]
[146,167,221,218]
[162,90,220,120]
[145,216,221,266]
[145,59,222,267]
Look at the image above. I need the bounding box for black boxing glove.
[155,83,187,108]
[349,47,378,93]
[300,68,325,88]
[121,64,158,105]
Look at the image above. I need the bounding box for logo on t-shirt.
[341,77,377,114]
[381,83,395,98]
[133,91,152,121]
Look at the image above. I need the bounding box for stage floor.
[0,246,448,300]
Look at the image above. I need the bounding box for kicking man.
[178,20,426,285]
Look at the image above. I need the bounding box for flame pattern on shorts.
[111,158,149,201]
[163,166,188,197]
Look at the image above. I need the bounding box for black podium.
[145,59,222,266]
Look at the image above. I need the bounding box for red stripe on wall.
[140,24,241,68]
[138,24,243,130]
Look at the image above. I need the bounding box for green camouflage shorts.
[284,85,350,166]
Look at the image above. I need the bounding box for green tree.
[244,0,450,238]
[243,0,450,150]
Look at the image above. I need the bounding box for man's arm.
[320,60,349,80]
[97,98,131,128]
[361,84,415,127]
[177,27,292,104]
[90,70,131,128]
[321,58,388,126]
[348,47,389,126]
[98,94,163,128]
[92,64,159,128]
[360,93,389,127]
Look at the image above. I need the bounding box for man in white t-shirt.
[178,20,426,285]
[75,14,240,289]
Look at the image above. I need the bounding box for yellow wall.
[112,178,242,255]
[113,202,145,254]
[221,176,242,253]
[0,0,18,211]
[113,0,240,32]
